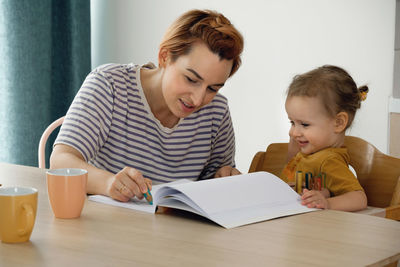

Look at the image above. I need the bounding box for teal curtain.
[0,0,91,167]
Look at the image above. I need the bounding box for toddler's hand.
[301,189,330,209]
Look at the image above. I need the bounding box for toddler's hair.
[286,65,368,129]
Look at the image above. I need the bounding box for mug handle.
[18,203,34,236]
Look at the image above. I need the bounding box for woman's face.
[160,41,233,118]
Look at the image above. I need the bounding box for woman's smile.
[179,98,195,112]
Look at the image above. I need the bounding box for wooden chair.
[38,116,65,168]
[248,136,400,221]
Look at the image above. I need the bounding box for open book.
[88,171,317,228]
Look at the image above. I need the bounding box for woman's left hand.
[301,189,330,209]
[214,166,241,178]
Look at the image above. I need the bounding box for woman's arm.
[201,97,237,179]
[214,166,241,178]
[50,144,151,202]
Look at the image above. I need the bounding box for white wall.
[91,0,396,173]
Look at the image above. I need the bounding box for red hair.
[159,9,244,77]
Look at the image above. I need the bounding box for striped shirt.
[55,63,236,184]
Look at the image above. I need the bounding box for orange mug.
[46,168,88,218]
[0,187,38,243]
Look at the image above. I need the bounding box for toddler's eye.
[301,123,310,127]
[289,120,294,126]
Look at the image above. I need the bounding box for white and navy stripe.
[55,63,236,184]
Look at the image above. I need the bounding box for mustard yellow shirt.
[280,147,363,196]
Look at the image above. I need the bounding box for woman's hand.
[51,145,152,202]
[107,167,152,202]
[300,189,330,209]
[214,166,241,178]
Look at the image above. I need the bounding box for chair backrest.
[344,136,400,207]
[38,116,65,168]
[249,136,400,208]
[248,143,288,177]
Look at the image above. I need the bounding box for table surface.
[1,162,400,267]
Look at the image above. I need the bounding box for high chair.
[248,136,400,221]
[38,116,65,168]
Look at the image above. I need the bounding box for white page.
[157,198,204,216]
[88,179,192,213]
[158,192,206,215]
[160,172,298,214]
[88,194,157,213]
[88,172,316,228]
[210,201,315,228]
[159,172,317,228]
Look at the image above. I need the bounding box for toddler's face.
[285,96,342,155]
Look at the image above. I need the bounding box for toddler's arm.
[326,190,367,211]
[301,189,367,211]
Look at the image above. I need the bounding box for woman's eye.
[186,76,196,83]
[207,87,218,93]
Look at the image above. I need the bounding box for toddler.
[281,65,368,211]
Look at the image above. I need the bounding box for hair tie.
[359,86,369,101]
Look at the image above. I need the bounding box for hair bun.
[359,85,369,101]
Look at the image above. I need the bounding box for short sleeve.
[321,155,364,196]
[54,70,114,161]
[199,103,235,179]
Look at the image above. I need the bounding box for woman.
[50,9,244,202]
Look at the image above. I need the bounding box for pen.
[305,172,312,190]
[321,172,326,188]
[143,189,153,205]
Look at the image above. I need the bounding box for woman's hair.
[286,65,369,129]
[159,9,244,77]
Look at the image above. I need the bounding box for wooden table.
[1,162,399,267]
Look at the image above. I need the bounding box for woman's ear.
[334,112,348,133]
[158,47,169,68]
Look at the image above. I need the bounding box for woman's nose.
[191,87,207,107]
